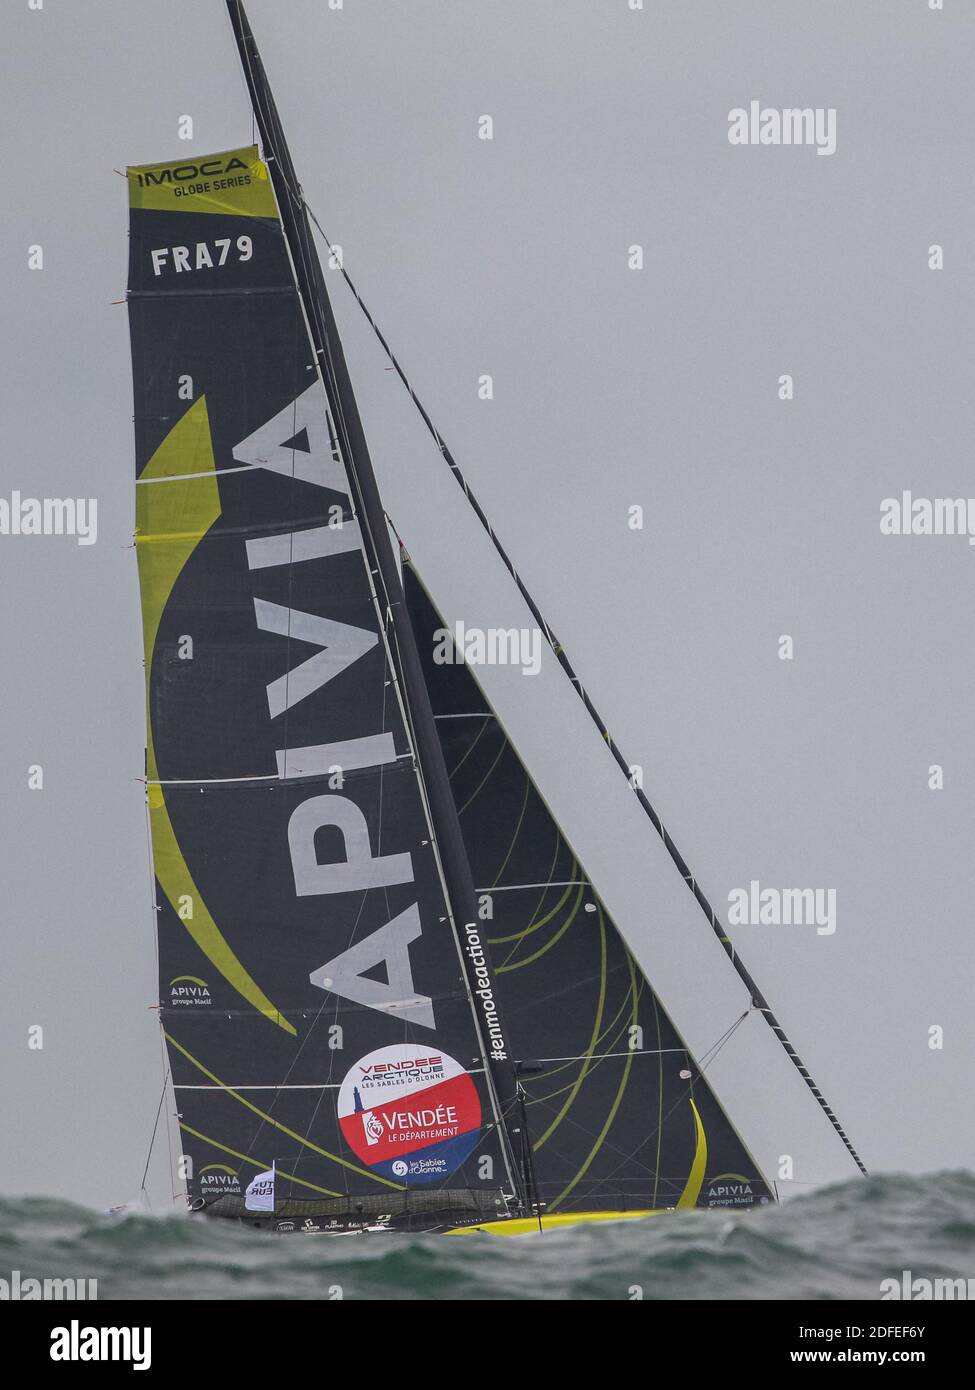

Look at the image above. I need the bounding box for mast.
[224,1,520,1181]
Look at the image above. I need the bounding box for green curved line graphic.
[519,826,564,927]
[488,866,578,946]
[676,1100,708,1209]
[165,1032,404,1190]
[497,881,586,973]
[489,768,531,888]
[446,713,491,781]
[547,944,639,1210]
[137,398,294,1035]
[533,909,607,1150]
[170,975,208,988]
[456,711,560,907]
[488,827,562,952]
[456,732,507,815]
[528,982,640,1101]
[180,1123,342,1198]
[528,1029,622,1107]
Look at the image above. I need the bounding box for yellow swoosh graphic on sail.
[676,1099,708,1209]
[137,398,294,1034]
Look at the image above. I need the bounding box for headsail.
[406,566,773,1214]
[293,99,867,1182]
[127,143,515,1221]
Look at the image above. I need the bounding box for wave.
[1,1170,973,1300]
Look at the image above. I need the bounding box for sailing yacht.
[125,1,864,1235]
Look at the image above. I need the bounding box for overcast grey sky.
[1,0,973,1209]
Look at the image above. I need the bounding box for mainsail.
[406,566,772,1215]
[127,142,517,1224]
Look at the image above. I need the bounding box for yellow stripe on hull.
[444,1209,666,1236]
[447,1099,709,1234]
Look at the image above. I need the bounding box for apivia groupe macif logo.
[169,974,212,1007]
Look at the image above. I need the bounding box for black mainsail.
[127,129,518,1225]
